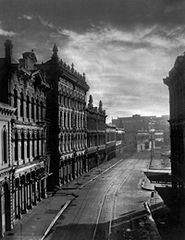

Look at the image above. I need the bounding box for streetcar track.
[69,170,119,240]
[108,172,131,240]
[91,182,115,240]
[92,170,131,240]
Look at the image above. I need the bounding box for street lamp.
[149,129,155,169]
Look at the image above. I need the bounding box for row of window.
[14,131,45,162]
[13,90,45,121]
[87,134,105,148]
[106,132,116,142]
[87,118,105,131]
[59,134,86,153]
[59,95,85,110]
[59,110,85,129]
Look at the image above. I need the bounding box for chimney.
[4,40,13,63]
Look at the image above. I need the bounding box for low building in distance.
[112,114,169,151]
[86,95,106,169]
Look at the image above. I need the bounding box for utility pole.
[149,129,155,169]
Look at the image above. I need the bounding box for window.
[2,127,7,163]
[32,132,35,157]
[27,132,30,159]
[31,97,34,119]
[14,131,18,161]
[26,95,29,118]
[20,92,24,117]
[41,132,44,155]
[21,132,24,160]
[37,131,39,155]
[64,111,66,128]
[36,99,39,120]
[40,101,43,121]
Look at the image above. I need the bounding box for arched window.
[64,111,66,128]
[64,134,66,152]
[2,127,7,164]
[37,131,39,156]
[41,132,44,155]
[40,101,43,121]
[31,97,34,119]
[21,132,24,160]
[60,134,63,152]
[36,99,39,120]
[68,134,70,150]
[14,131,18,161]
[32,132,35,158]
[20,92,24,117]
[26,95,29,119]
[27,132,30,159]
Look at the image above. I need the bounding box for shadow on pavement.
[48,207,161,240]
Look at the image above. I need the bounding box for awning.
[144,171,172,184]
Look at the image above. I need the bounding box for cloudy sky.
[0,0,185,122]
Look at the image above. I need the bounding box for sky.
[0,0,185,122]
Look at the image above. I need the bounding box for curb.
[40,199,73,240]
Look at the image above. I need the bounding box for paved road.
[46,153,152,240]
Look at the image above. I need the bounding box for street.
[46,152,155,240]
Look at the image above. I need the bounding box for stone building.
[115,128,125,157]
[44,45,89,188]
[0,40,50,224]
[0,103,15,238]
[106,124,117,160]
[112,114,169,151]
[164,52,185,188]
[86,95,106,170]
[136,130,164,152]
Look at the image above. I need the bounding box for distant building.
[86,95,106,169]
[106,124,117,160]
[136,130,164,152]
[115,128,125,156]
[164,52,185,188]
[136,130,150,151]
[112,114,169,151]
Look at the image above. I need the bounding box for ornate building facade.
[106,124,117,160]
[0,103,15,238]
[164,53,185,188]
[44,45,89,188]
[0,40,50,225]
[86,95,106,170]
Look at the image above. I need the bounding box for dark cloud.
[0,0,181,119]
[1,0,185,32]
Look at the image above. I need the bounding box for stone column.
[24,134,27,163]
[27,181,32,209]
[17,131,21,164]
[32,180,37,205]
[17,185,21,219]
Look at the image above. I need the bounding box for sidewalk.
[3,156,126,240]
